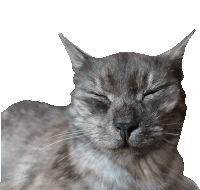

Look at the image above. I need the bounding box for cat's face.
[59,31,194,156]
[72,53,185,154]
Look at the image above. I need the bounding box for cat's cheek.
[159,100,178,113]
[74,99,92,117]
[158,93,180,113]
[144,95,179,114]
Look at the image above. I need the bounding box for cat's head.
[59,30,195,156]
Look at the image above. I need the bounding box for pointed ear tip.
[189,29,196,36]
[58,33,70,44]
[58,33,64,38]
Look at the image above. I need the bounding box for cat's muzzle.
[115,122,139,141]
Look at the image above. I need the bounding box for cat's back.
[1,100,69,189]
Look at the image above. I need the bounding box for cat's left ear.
[161,29,195,60]
[158,30,195,81]
[59,33,92,72]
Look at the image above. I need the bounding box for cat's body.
[1,31,199,189]
[1,101,198,190]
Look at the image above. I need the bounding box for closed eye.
[142,83,171,100]
[142,89,160,100]
[88,91,110,103]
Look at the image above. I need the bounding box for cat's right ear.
[59,33,92,72]
[160,29,196,61]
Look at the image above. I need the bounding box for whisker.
[54,141,98,166]
[54,140,94,166]
[53,142,97,188]
[158,118,171,123]
[17,129,88,189]
[40,139,98,189]
[160,123,183,126]
[73,120,99,127]
[16,131,69,189]
[161,132,180,137]
[163,138,178,146]
[169,128,182,130]
[41,134,89,150]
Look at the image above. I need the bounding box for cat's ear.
[159,29,196,80]
[59,33,92,72]
[161,29,195,60]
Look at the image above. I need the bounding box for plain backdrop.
[0,0,199,186]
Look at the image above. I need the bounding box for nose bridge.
[114,113,134,124]
[113,96,141,141]
[113,98,138,124]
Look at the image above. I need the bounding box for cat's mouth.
[120,140,130,148]
[110,140,131,152]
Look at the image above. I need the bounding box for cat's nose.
[115,122,138,141]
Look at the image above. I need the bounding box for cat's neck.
[68,137,184,190]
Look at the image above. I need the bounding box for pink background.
[0,0,200,186]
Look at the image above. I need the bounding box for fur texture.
[1,30,199,190]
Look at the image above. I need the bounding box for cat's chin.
[108,140,154,157]
[110,140,137,151]
[110,144,144,158]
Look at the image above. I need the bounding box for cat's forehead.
[93,52,164,93]
[100,52,155,75]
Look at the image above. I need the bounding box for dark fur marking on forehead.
[121,53,129,63]
[117,52,131,65]
[101,76,118,94]
[127,73,139,94]
[127,71,148,95]
[106,71,116,87]
[154,56,163,68]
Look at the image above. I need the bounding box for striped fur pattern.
[1,30,199,189]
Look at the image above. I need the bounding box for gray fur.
[1,30,199,190]
[161,29,196,60]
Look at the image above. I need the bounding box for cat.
[1,30,199,190]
